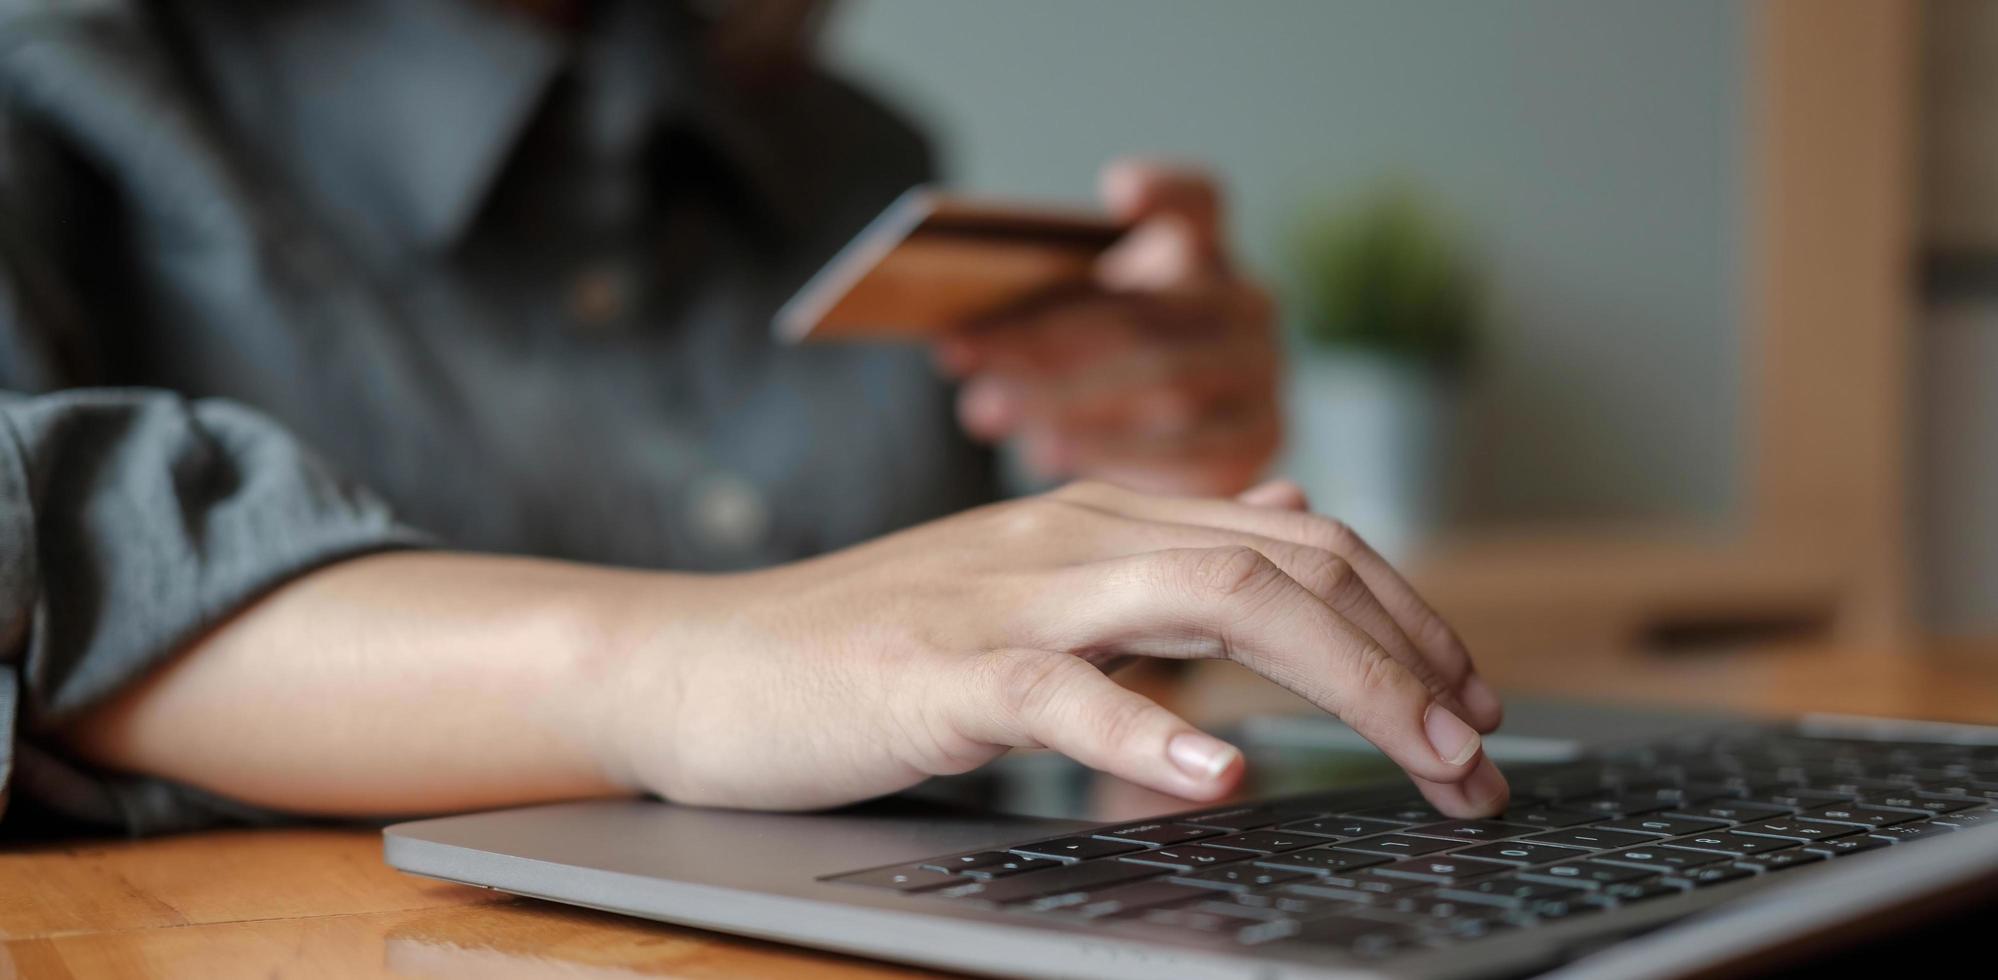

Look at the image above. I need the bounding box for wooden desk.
[6,640,1995,979]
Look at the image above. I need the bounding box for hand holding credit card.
[777,161,1284,499]
[775,188,1126,343]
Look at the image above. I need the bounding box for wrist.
[578,566,744,797]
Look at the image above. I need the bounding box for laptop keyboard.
[825,731,1998,959]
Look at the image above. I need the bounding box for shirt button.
[688,472,770,555]
[568,262,632,329]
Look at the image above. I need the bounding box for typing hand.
[608,480,1507,818]
[937,160,1282,497]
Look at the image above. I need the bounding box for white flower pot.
[1280,350,1456,564]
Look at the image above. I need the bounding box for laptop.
[383,702,1998,979]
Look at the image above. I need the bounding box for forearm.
[57,551,687,817]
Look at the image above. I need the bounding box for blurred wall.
[825,0,1747,525]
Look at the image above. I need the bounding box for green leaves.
[1292,185,1480,370]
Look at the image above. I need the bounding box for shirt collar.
[184,0,801,256]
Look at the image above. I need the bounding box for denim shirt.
[0,0,995,834]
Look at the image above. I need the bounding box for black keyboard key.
[832,863,962,892]
[951,859,1164,905]
[1136,906,1241,932]
[1807,777,1915,795]
[1452,840,1593,866]
[1178,806,1282,831]
[1404,820,1538,842]
[1520,828,1657,851]
[1664,865,1755,888]
[1119,844,1254,871]
[1524,772,1610,799]
[1522,894,1607,922]
[1670,783,1740,804]
[1742,788,1860,809]
[1278,816,1403,839]
[1183,900,1294,924]
[1920,779,1998,800]
[1931,807,1998,829]
[1862,792,1982,815]
[1234,919,1305,947]
[1869,822,1956,843]
[1794,804,1922,828]
[1231,890,1349,919]
[958,855,1064,879]
[1012,837,1148,862]
[921,851,1015,873]
[1595,845,1731,873]
[1334,834,1464,858]
[1518,861,1655,889]
[1563,794,1673,817]
[1736,850,1826,872]
[1066,880,1210,918]
[1341,872,1437,897]
[1806,836,1893,857]
[1345,804,1447,825]
[1131,906,1309,948]
[1729,819,1860,843]
[1379,894,1517,933]
[1671,832,1799,856]
[1500,807,1598,829]
[1255,848,1391,874]
[1595,815,1729,837]
[1093,822,1224,846]
[1597,879,1684,905]
[1668,802,1796,824]
[1437,876,1590,909]
[1279,880,1390,904]
[1201,830,1328,853]
[1281,916,1419,957]
[1368,855,1515,883]
[1172,865,1312,891]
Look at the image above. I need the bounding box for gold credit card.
[775,187,1127,343]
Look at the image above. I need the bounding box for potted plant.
[1281,184,1482,561]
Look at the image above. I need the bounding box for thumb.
[959,650,1243,801]
[1099,158,1227,269]
[1237,479,1311,511]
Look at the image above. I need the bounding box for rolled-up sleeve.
[0,390,427,834]
[0,56,429,833]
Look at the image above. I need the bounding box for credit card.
[776,187,1126,343]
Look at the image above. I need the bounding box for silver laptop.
[383,702,1998,979]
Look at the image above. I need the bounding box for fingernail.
[1424,703,1481,767]
[1458,675,1503,728]
[1168,732,1240,782]
[1464,756,1510,814]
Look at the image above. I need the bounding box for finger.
[1412,754,1510,819]
[1100,158,1225,261]
[1020,546,1485,787]
[1054,483,1500,732]
[1237,479,1309,511]
[949,277,1269,384]
[1027,400,1279,496]
[1025,338,1277,438]
[944,297,1144,384]
[957,374,1022,442]
[1099,216,1207,291]
[1025,509,1473,723]
[956,649,1242,801]
[979,348,1273,480]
